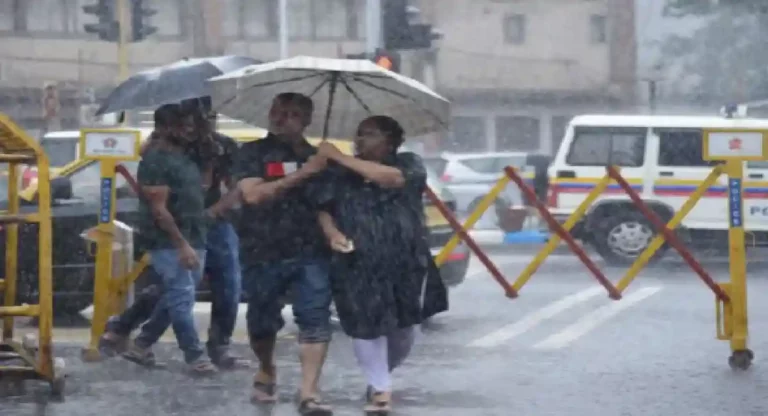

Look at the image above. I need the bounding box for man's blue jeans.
[107,222,241,355]
[135,248,206,364]
[204,221,242,352]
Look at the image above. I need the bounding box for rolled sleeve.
[395,152,427,192]
[137,151,170,187]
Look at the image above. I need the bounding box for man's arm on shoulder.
[234,141,321,205]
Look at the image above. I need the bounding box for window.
[67,163,102,201]
[423,157,448,176]
[550,115,573,155]
[148,0,183,37]
[448,116,487,152]
[495,116,540,151]
[503,14,526,44]
[656,129,711,167]
[26,0,72,33]
[461,158,497,174]
[493,155,527,171]
[0,0,19,31]
[66,161,139,201]
[242,0,275,38]
[41,139,78,167]
[234,0,359,40]
[566,127,646,167]
[590,14,607,44]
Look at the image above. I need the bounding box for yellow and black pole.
[702,128,765,370]
[80,129,141,362]
[723,158,752,369]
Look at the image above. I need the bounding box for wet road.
[5,250,768,415]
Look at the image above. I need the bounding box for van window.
[565,127,646,167]
[657,129,711,167]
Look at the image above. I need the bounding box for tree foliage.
[658,0,768,104]
[664,0,768,17]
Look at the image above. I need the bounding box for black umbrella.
[95,55,261,116]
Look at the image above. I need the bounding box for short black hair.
[154,103,183,128]
[364,115,405,149]
[180,96,212,115]
[275,92,314,116]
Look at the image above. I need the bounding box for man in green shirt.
[121,103,216,375]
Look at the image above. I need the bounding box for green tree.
[658,0,768,104]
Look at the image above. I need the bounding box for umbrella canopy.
[95,55,260,116]
[207,55,451,139]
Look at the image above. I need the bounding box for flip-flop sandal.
[251,380,278,403]
[298,397,333,415]
[188,359,218,376]
[122,349,166,369]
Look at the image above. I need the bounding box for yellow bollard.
[78,128,141,361]
[723,160,752,369]
[434,175,511,267]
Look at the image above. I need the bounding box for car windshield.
[41,139,79,167]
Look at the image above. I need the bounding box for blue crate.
[503,230,549,244]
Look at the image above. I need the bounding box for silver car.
[422,152,528,227]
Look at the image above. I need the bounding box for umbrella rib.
[339,76,373,114]
[348,74,449,129]
[307,75,331,98]
[216,72,326,108]
[321,71,340,140]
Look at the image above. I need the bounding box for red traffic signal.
[373,50,400,73]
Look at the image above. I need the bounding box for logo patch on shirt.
[266,161,299,177]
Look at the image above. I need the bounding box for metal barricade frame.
[0,113,61,396]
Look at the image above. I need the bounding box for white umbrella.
[207,55,451,139]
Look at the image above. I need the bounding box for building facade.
[0,0,636,153]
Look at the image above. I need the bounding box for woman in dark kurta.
[313,115,446,414]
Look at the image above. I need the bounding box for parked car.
[424,152,551,232]
[2,137,470,316]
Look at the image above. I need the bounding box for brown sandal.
[364,391,391,415]
[298,397,333,415]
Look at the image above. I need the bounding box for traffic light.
[373,49,400,73]
[82,0,118,42]
[382,0,440,50]
[346,50,401,73]
[130,0,157,42]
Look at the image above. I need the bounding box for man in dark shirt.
[99,100,245,369]
[234,92,332,414]
[121,103,217,375]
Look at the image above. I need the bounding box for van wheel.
[592,211,668,266]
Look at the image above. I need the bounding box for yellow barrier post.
[79,128,141,362]
[615,165,724,293]
[701,127,768,370]
[434,175,511,267]
[512,173,613,292]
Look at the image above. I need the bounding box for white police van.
[548,114,768,265]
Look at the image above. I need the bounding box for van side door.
[652,128,726,229]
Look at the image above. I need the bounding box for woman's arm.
[317,142,404,188]
[333,154,404,188]
[318,211,354,252]
[318,211,343,241]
